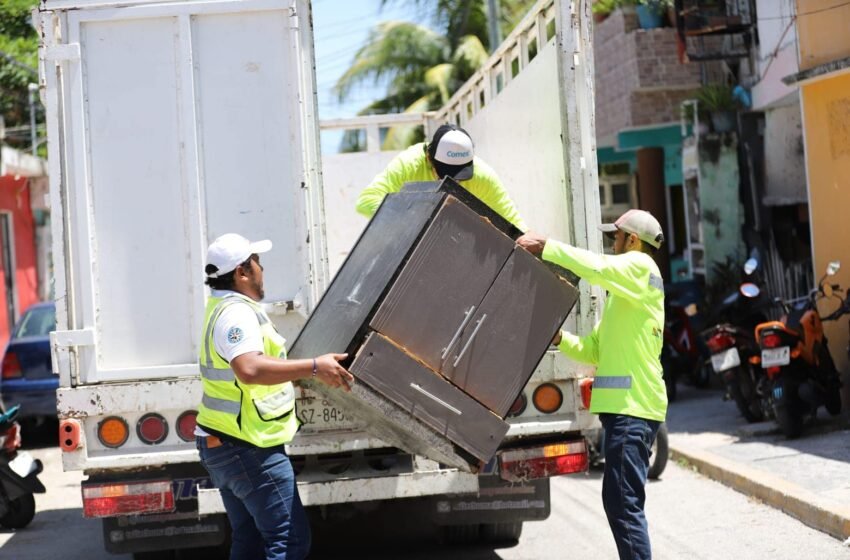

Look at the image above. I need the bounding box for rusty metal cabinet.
[289,179,578,464]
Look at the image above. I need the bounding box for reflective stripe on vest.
[593,376,633,389]
[199,296,268,384]
[202,394,242,415]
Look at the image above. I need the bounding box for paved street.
[2,408,848,560]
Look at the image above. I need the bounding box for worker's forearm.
[233,355,313,386]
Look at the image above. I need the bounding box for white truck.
[38,0,602,555]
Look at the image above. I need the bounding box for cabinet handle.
[409,383,462,415]
[453,313,488,367]
[441,305,476,360]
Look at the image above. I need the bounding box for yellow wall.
[801,73,850,388]
[796,0,850,70]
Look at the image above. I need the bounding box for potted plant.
[696,84,740,133]
[634,0,672,29]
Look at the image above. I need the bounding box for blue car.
[0,302,57,420]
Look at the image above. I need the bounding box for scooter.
[0,404,46,529]
[701,255,772,423]
[753,261,845,438]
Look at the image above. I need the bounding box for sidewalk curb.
[669,442,850,541]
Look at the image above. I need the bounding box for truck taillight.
[82,480,174,518]
[97,416,129,448]
[532,383,563,413]
[498,439,588,482]
[1,352,21,379]
[136,413,168,445]
[177,410,198,442]
[579,378,593,409]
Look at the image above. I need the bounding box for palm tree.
[334,0,534,151]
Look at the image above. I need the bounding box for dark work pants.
[599,413,661,560]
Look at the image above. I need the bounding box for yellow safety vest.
[196,293,298,447]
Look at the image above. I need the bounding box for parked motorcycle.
[662,280,711,402]
[753,261,846,438]
[0,404,45,529]
[701,256,772,423]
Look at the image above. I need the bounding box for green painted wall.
[697,135,745,286]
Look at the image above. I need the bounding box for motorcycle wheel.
[648,423,669,480]
[729,368,764,423]
[825,384,842,416]
[0,493,35,529]
[773,382,803,439]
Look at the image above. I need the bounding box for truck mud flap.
[103,512,228,554]
[430,474,550,525]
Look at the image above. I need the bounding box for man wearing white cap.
[355,124,528,231]
[517,210,667,560]
[195,233,354,560]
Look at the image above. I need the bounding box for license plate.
[295,388,362,432]
[761,347,790,368]
[710,347,740,372]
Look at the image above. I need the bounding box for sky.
[311,0,425,153]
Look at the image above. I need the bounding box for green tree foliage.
[0,0,40,152]
[334,0,535,151]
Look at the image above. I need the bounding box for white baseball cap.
[599,209,664,248]
[205,233,272,278]
[428,124,474,181]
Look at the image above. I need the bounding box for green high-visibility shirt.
[542,240,668,422]
[355,142,528,232]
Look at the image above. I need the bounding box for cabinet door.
[350,333,509,462]
[445,248,579,416]
[370,197,514,373]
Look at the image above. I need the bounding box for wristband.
[312,358,317,378]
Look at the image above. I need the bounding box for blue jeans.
[599,414,661,560]
[197,437,311,560]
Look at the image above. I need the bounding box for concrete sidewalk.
[665,384,850,542]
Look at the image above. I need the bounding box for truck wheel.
[440,524,480,545]
[0,493,35,529]
[647,423,669,480]
[480,521,523,543]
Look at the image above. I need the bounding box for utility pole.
[487,0,502,52]
[28,83,38,154]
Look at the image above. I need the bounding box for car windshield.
[15,306,56,338]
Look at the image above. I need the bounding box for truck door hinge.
[44,43,80,62]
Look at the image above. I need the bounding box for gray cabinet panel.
[350,333,509,462]
[369,198,514,372]
[445,248,579,416]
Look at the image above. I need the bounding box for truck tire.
[647,423,668,480]
[440,524,480,545]
[480,521,523,543]
[0,493,35,529]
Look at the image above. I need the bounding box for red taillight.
[82,480,174,518]
[176,410,198,442]
[762,333,782,349]
[707,333,735,353]
[507,395,527,417]
[136,413,168,445]
[579,378,593,410]
[498,440,588,482]
[766,366,781,379]
[1,352,21,379]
